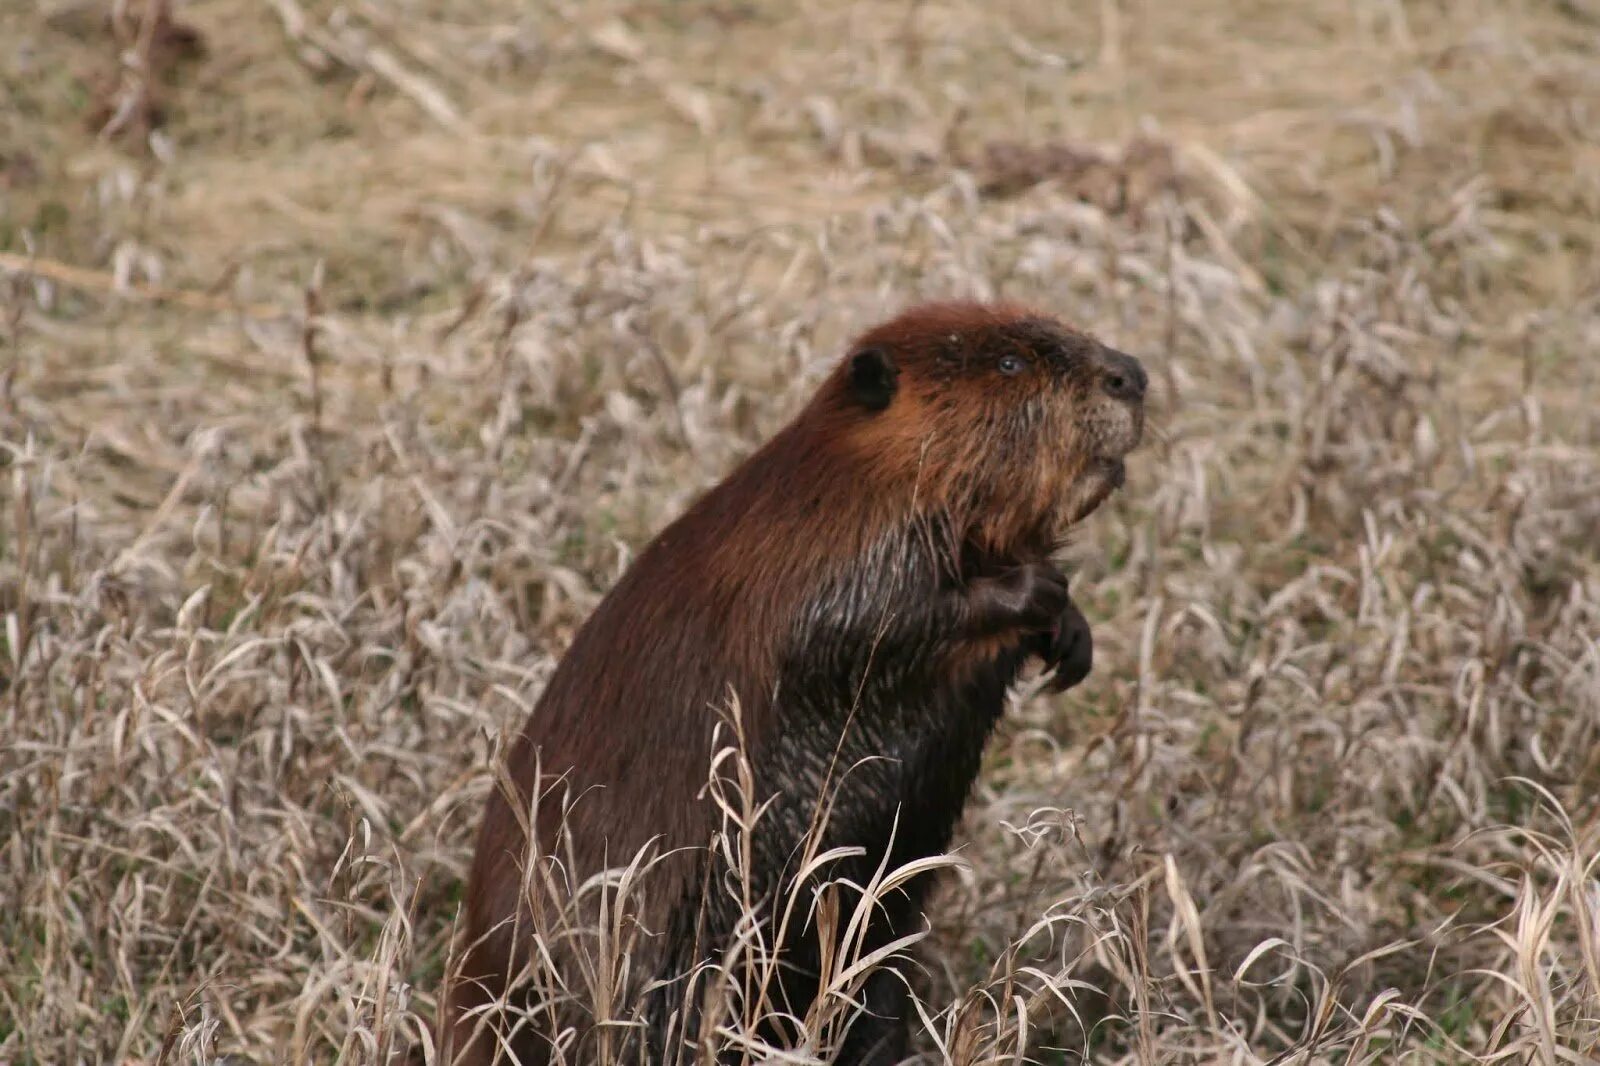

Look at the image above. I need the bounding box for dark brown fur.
[440,301,1146,1066]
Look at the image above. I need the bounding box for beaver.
[439,300,1146,1066]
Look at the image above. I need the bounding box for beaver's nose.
[1099,349,1147,404]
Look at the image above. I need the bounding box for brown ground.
[2,0,1598,1062]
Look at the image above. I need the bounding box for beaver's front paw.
[1035,596,1093,692]
[966,563,1069,635]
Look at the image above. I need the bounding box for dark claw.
[1026,594,1093,692]
[1045,601,1093,691]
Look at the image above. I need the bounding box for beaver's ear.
[847,347,898,411]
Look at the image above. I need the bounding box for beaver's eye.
[998,354,1026,376]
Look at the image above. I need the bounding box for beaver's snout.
[1076,346,1146,467]
[1096,348,1147,405]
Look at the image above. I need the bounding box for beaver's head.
[831,300,1146,558]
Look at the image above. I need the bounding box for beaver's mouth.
[1057,455,1129,528]
[1094,455,1127,491]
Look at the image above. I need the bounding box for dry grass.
[3,0,1599,1062]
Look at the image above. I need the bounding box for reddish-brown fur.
[440,301,1145,1066]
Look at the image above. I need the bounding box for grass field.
[3,0,1599,1062]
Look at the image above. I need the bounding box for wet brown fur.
[441,301,1144,1066]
